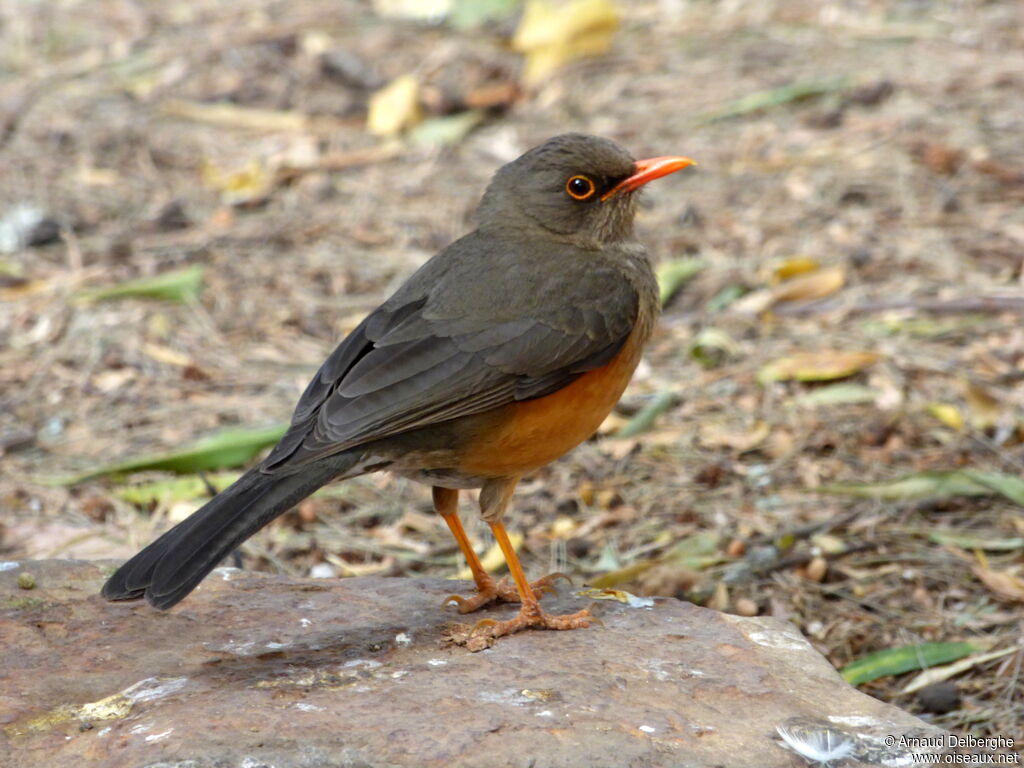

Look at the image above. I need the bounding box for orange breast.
[455,328,645,478]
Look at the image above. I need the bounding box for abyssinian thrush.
[102,133,694,645]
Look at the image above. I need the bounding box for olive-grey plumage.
[264,236,641,469]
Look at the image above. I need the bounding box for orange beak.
[601,156,696,201]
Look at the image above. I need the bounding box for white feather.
[777,723,855,765]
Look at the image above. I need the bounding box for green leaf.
[113,472,243,506]
[76,265,204,303]
[409,109,486,148]
[449,0,519,28]
[793,382,879,407]
[46,424,288,486]
[964,470,1024,506]
[928,530,1024,552]
[688,327,739,369]
[698,77,848,123]
[656,257,703,307]
[665,530,723,570]
[706,283,747,312]
[820,470,1024,507]
[614,390,679,438]
[841,642,979,685]
[591,531,722,588]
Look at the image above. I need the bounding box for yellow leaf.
[367,75,422,137]
[512,0,619,86]
[201,160,272,206]
[927,403,964,432]
[757,351,880,384]
[771,256,820,282]
[770,266,845,303]
[551,515,577,539]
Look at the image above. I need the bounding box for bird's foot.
[442,572,571,615]
[446,601,598,652]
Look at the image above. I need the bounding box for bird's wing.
[262,236,641,471]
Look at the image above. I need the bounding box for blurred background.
[1,0,1022,737]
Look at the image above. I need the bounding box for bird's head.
[477,133,694,246]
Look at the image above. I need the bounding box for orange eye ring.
[565,175,596,200]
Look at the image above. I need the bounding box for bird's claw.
[443,572,569,614]
[537,571,574,588]
[447,604,598,651]
[442,593,468,609]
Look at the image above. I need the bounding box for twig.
[772,294,1024,317]
[769,542,876,574]
[748,510,860,547]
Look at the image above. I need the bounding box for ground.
[1,0,1022,739]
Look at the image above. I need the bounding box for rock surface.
[1,559,946,768]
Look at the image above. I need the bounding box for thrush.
[102,133,694,645]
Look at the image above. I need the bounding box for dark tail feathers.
[101,452,362,610]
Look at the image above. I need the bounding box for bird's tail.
[101,451,363,610]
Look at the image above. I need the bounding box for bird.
[101,133,694,646]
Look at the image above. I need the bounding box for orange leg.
[433,487,567,615]
[467,520,594,641]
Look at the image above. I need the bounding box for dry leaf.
[464,81,522,109]
[732,266,845,314]
[730,287,776,315]
[734,597,759,616]
[764,428,795,459]
[900,647,1016,695]
[972,564,1024,602]
[917,142,964,175]
[963,380,1001,430]
[972,158,1024,185]
[512,0,619,86]
[367,75,422,137]
[707,581,729,611]
[698,420,770,453]
[770,266,845,304]
[803,556,828,583]
[758,351,880,384]
[142,342,193,368]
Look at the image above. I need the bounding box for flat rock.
[1,559,947,768]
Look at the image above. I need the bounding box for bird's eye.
[565,175,596,200]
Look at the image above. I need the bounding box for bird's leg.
[447,478,592,648]
[469,519,594,640]
[435,486,565,614]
